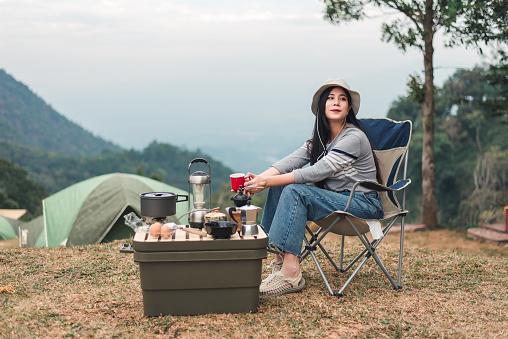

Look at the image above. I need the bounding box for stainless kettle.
[227,202,262,226]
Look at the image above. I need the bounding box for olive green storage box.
[132,228,268,316]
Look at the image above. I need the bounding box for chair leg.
[302,226,341,272]
[340,237,376,273]
[302,215,405,296]
[342,229,389,273]
[301,224,334,261]
[337,254,371,295]
[303,235,340,297]
[308,226,323,245]
[341,247,368,272]
[339,235,344,271]
[379,215,405,289]
[370,251,400,290]
[300,224,319,259]
[346,218,400,290]
[398,216,406,288]
[317,241,340,272]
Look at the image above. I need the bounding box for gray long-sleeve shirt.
[271,125,377,193]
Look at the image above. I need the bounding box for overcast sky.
[1,0,488,174]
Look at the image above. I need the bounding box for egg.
[161,224,173,239]
[149,222,162,237]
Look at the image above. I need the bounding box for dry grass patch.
[1,231,507,338]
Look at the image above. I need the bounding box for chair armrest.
[343,179,411,213]
[357,179,411,192]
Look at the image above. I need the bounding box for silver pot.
[241,224,259,236]
[189,209,208,228]
[227,203,262,226]
[140,192,188,218]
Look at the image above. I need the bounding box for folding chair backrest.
[313,118,412,236]
[303,118,412,296]
[359,118,412,219]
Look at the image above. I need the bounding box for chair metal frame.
[300,118,412,297]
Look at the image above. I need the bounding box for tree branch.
[378,0,424,35]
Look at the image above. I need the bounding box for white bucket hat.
[311,78,361,116]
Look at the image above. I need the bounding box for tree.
[0,157,47,218]
[484,58,508,122]
[387,65,508,226]
[322,0,508,227]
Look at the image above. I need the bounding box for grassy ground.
[1,229,507,338]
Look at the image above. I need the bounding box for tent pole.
[43,200,48,247]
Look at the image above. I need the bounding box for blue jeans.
[261,184,383,257]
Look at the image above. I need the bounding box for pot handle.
[177,194,189,203]
[190,158,209,165]
[228,207,237,220]
[188,158,211,177]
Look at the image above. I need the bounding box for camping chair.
[300,118,412,297]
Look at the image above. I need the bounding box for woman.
[244,78,383,296]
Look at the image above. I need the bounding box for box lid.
[132,226,268,252]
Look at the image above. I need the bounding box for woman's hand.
[242,167,292,196]
[244,172,267,196]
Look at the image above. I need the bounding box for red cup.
[230,173,247,191]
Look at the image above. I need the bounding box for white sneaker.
[259,271,305,296]
[267,259,283,274]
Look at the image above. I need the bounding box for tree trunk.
[421,0,438,228]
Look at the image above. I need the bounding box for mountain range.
[0,69,122,155]
[0,69,233,194]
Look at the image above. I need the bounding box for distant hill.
[0,69,233,196]
[0,140,233,194]
[0,69,122,155]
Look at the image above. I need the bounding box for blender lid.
[189,170,210,184]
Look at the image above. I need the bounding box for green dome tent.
[0,216,23,240]
[20,173,190,247]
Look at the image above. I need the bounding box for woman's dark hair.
[308,86,381,188]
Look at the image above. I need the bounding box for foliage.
[449,0,508,47]
[0,69,121,156]
[386,95,421,128]
[0,141,234,198]
[321,0,508,228]
[0,158,47,219]
[458,148,508,225]
[484,59,508,122]
[406,74,425,106]
[388,65,508,226]
[323,1,507,51]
